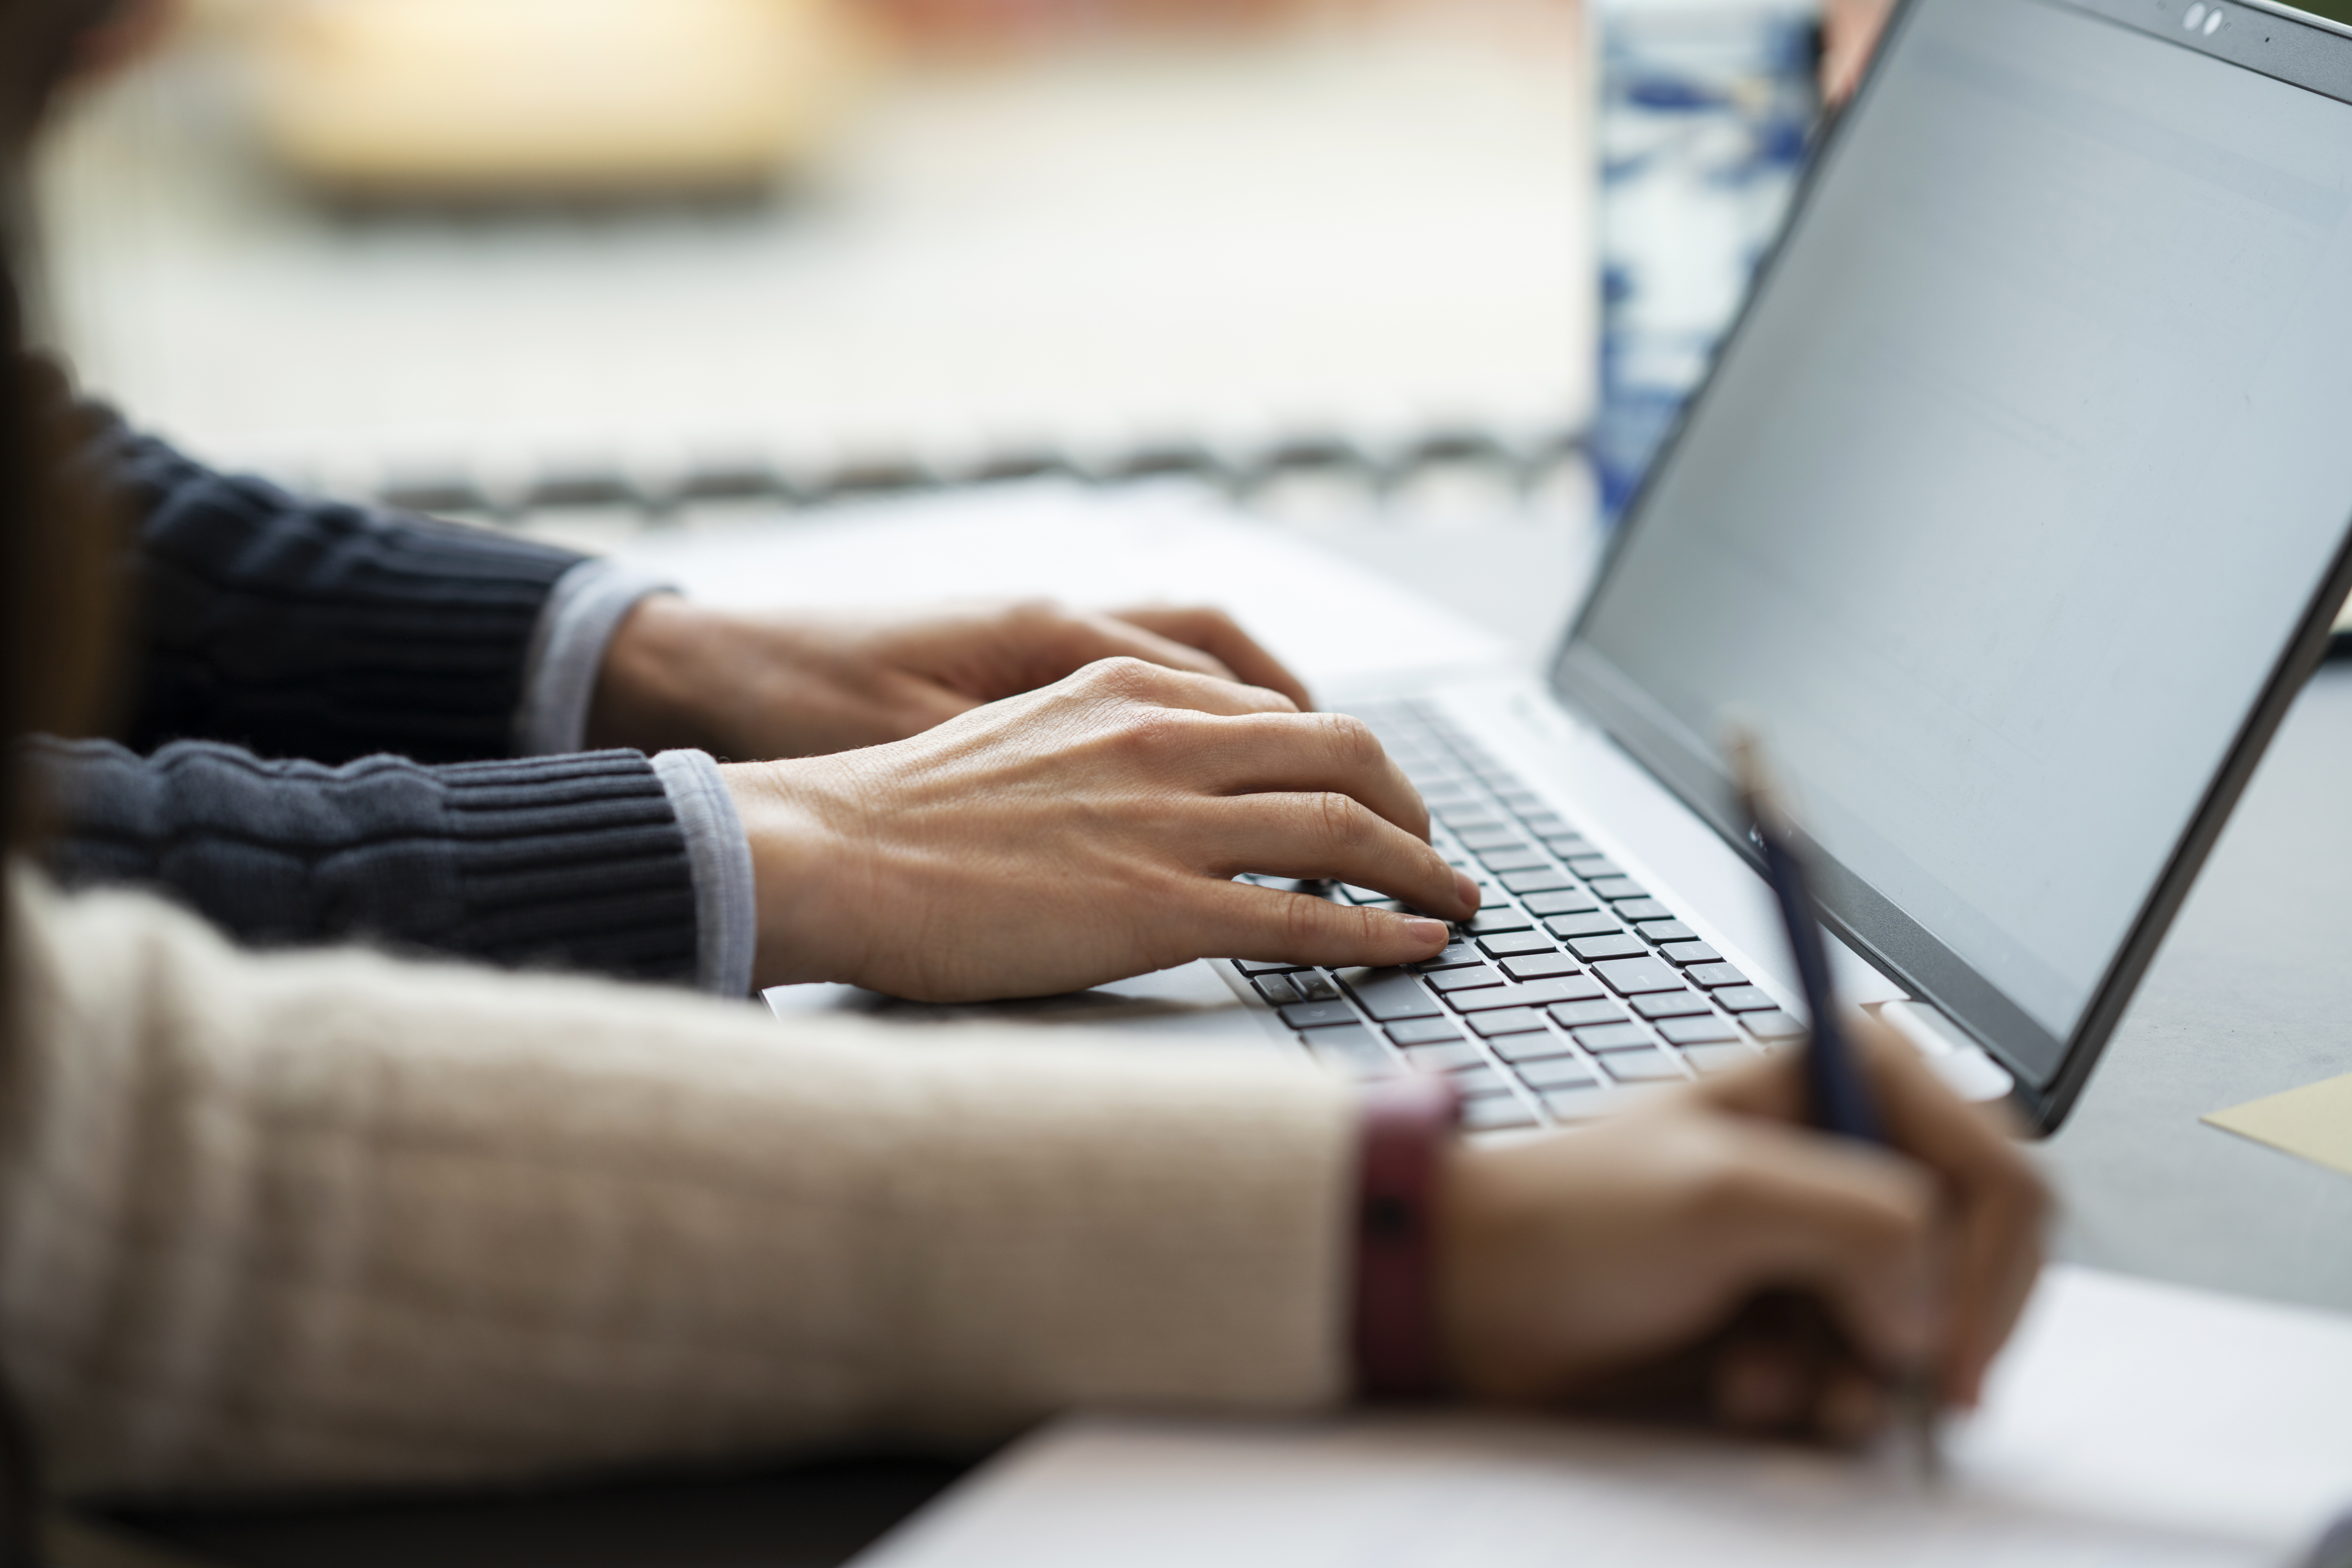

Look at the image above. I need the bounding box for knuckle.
[1280,891,1334,949]
[1310,791,1374,851]
[1109,705,1191,759]
[1083,655,1162,697]
[1316,712,1384,770]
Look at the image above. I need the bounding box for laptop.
[765,0,2352,1136]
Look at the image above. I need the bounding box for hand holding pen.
[1429,736,2048,1442]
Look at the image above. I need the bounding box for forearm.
[27,737,703,986]
[108,422,589,764]
[2,869,1356,1495]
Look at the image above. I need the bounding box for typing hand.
[588,595,1312,760]
[724,657,1479,999]
[1436,1021,2046,1440]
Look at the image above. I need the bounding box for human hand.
[723,656,1479,999]
[1822,0,1894,105]
[588,595,1312,761]
[1436,1021,2045,1440]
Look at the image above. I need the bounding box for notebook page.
[857,1266,2352,1568]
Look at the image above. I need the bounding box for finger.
[1178,711,1432,842]
[1189,879,1455,970]
[1692,1022,2046,1409]
[1197,793,1479,919]
[1063,611,1244,687]
[1848,1028,2047,1408]
[1068,655,1301,719]
[1112,604,1315,711]
[1696,1119,1942,1375]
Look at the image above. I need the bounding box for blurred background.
[30,0,2352,644]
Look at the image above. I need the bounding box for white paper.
[615,480,1511,692]
[856,1266,2352,1568]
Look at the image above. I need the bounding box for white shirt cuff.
[512,560,678,757]
[651,748,759,997]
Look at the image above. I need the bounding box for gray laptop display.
[768,0,2352,1137]
[1563,0,2352,1127]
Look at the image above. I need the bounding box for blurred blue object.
[1594,0,1820,524]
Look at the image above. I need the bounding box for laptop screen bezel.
[1549,0,2352,1133]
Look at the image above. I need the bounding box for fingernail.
[1452,870,1482,911]
[1403,917,1450,949]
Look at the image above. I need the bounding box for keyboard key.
[1682,1042,1762,1075]
[1450,984,1551,1013]
[1494,976,1605,1008]
[1657,1014,1741,1045]
[1631,989,1711,1020]
[1452,1065,1514,1099]
[1522,888,1600,917]
[1232,958,1308,975]
[1713,986,1781,1013]
[1567,855,1624,879]
[1475,847,1549,874]
[1745,1010,1806,1041]
[1478,932,1558,960]
[1403,1041,1484,1073]
[1602,1050,1688,1084]
[1594,957,1684,994]
[1547,999,1627,1029]
[1292,971,1342,1003]
[1501,953,1581,981]
[1279,1000,1359,1030]
[1496,789,1545,813]
[1467,1008,1549,1038]
[1501,868,1577,894]
[1687,962,1751,989]
[1339,884,1394,905]
[1343,970,1443,1022]
[1463,1096,1539,1131]
[1636,920,1696,944]
[1542,834,1593,858]
[1491,1031,1578,1063]
[1465,909,1535,936]
[1305,1026,1391,1077]
[1575,1022,1656,1053]
[1434,804,1499,829]
[1453,826,1525,851]
[1546,912,1623,940]
[1414,940,1486,971]
[1590,877,1651,901]
[1517,813,1572,838]
[1660,942,1723,966]
[1427,964,1506,993]
[1387,1017,1465,1048]
[1516,1057,1599,1092]
[1568,933,1648,962]
[1543,1086,1613,1121]
[1612,899,1673,922]
[1253,975,1302,1007]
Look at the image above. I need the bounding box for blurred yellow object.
[255,0,868,198]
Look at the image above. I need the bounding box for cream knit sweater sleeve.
[0,865,1359,1496]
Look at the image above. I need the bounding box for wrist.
[587,593,725,755]
[721,757,870,989]
[1352,1073,1461,1402]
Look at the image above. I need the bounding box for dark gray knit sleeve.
[27,737,700,984]
[89,418,590,765]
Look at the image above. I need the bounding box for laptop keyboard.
[1224,700,1802,1130]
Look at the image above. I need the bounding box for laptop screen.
[1557,0,2352,1086]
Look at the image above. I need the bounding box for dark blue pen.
[1726,728,1940,1481]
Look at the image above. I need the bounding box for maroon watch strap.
[1352,1072,1462,1401]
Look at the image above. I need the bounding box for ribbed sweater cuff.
[651,749,757,997]
[437,750,700,983]
[512,562,679,757]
